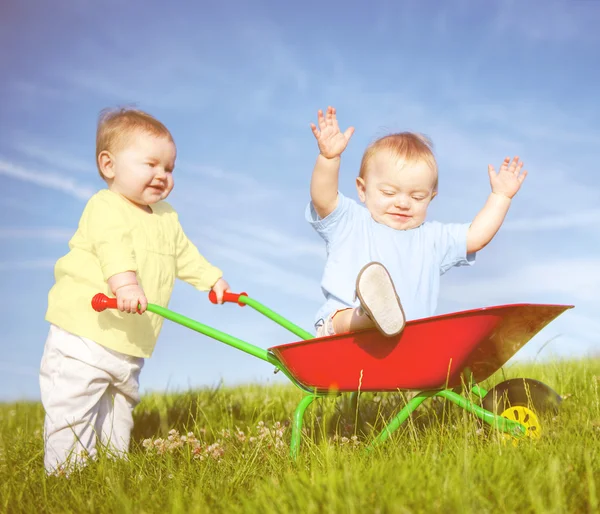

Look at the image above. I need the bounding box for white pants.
[40,324,144,473]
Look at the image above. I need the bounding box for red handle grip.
[92,293,117,312]
[208,290,248,307]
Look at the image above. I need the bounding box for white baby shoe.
[355,261,406,337]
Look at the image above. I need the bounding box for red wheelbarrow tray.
[270,303,571,393]
[92,292,573,457]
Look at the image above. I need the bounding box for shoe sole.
[355,262,406,337]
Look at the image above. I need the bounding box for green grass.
[1,359,599,513]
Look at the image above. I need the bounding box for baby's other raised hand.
[115,284,148,314]
[488,156,527,199]
[211,277,231,304]
[310,106,355,159]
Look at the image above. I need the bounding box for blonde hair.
[359,132,438,191]
[95,107,174,178]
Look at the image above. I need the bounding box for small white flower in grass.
[153,438,168,455]
[207,442,225,460]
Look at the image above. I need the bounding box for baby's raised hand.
[310,106,355,159]
[488,156,527,199]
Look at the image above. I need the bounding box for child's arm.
[107,272,147,314]
[81,194,148,314]
[310,106,355,219]
[467,156,527,253]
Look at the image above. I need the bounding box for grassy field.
[1,358,599,513]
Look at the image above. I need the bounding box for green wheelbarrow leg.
[470,384,488,399]
[435,389,526,436]
[366,387,526,453]
[366,391,434,452]
[290,394,319,459]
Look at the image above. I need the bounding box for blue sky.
[1,0,599,402]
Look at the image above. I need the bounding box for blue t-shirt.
[306,192,476,328]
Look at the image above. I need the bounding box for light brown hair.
[359,132,438,191]
[95,107,174,179]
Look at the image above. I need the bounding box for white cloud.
[45,18,310,120]
[562,312,600,345]
[222,252,321,303]
[198,230,322,303]
[6,80,67,108]
[457,100,600,145]
[179,162,264,189]
[442,258,600,305]
[0,159,94,200]
[0,227,73,241]
[0,260,56,270]
[12,141,91,174]
[172,161,289,214]
[504,209,600,232]
[66,72,216,112]
[203,222,325,261]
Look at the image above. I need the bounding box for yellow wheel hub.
[500,406,542,443]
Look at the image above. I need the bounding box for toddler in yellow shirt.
[41,108,230,474]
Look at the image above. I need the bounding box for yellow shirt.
[45,189,223,358]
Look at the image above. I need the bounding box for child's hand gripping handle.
[92,291,249,311]
[208,290,248,307]
[91,293,117,312]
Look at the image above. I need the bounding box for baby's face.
[356,151,437,230]
[107,132,176,210]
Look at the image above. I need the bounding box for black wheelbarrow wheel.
[481,378,562,440]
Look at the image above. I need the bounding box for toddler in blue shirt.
[306,106,527,338]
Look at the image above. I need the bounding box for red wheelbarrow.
[92,291,573,458]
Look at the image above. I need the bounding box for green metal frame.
[144,295,528,459]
